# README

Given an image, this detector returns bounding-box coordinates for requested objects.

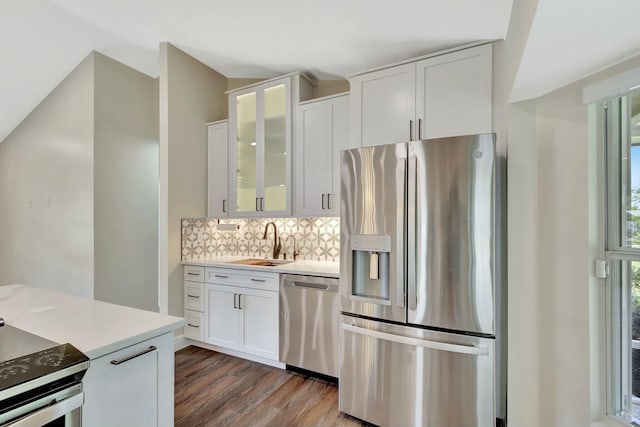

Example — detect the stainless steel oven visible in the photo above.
[1,383,83,427]
[0,324,89,427]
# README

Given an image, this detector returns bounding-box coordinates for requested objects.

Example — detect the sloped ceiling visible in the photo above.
[0,0,513,143]
[511,0,640,102]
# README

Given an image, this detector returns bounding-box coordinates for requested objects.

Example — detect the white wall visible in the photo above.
[0,55,94,298]
[507,86,591,427]
[159,43,227,316]
[93,52,159,312]
[495,1,640,422]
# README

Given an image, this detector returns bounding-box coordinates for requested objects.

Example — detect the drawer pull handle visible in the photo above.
[187,294,200,298]
[187,323,199,328]
[250,278,266,282]
[214,275,228,279]
[187,272,199,276]
[111,346,157,365]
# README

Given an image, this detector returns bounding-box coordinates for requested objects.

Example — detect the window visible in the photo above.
[604,90,640,425]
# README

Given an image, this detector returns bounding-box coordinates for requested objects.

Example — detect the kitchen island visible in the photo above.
[0,284,185,427]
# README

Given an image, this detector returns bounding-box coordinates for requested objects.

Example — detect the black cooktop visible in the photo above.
[0,343,89,393]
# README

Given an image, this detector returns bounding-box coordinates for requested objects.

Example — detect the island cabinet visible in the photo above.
[203,268,279,362]
[227,73,313,218]
[82,332,174,427]
[294,93,353,217]
[349,43,493,147]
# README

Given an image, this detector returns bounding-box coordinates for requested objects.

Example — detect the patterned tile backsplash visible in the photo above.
[181,217,340,262]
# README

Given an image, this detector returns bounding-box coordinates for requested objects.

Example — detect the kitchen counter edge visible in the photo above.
[181,257,339,278]
[0,284,185,360]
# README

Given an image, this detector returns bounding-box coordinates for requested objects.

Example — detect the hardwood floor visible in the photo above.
[175,346,369,427]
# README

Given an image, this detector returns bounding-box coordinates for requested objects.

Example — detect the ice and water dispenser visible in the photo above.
[350,234,392,304]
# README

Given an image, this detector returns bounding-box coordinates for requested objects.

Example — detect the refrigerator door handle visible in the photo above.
[341,323,489,356]
[407,155,418,310]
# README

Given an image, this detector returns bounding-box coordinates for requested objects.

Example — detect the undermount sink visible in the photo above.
[226,258,295,267]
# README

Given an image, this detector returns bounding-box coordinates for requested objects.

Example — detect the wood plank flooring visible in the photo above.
[175,346,369,427]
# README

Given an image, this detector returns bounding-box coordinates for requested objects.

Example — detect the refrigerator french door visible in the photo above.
[339,134,503,427]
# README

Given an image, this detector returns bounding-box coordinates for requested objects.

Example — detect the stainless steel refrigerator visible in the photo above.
[339,134,506,427]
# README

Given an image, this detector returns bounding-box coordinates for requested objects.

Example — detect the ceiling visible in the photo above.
[511,0,640,102]
[7,0,640,146]
[0,0,513,143]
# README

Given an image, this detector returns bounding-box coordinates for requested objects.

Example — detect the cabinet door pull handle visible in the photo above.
[110,346,157,365]
[214,274,228,279]
[187,323,199,328]
[187,294,199,298]
[234,293,238,309]
[418,118,422,140]
[251,278,266,282]
[222,199,227,213]
[327,193,332,210]
[255,197,259,211]
[260,197,265,211]
[322,193,326,209]
[409,120,414,141]
[238,294,243,310]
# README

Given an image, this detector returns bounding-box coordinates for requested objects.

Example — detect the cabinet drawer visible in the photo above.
[204,267,278,291]
[184,310,204,341]
[184,265,205,282]
[184,281,205,312]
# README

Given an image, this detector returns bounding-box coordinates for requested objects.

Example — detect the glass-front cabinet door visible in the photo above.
[263,83,288,212]
[229,77,292,217]
[235,91,258,214]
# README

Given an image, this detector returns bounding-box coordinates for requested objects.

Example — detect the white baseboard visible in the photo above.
[174,334,190,352]
[187,340,285,369]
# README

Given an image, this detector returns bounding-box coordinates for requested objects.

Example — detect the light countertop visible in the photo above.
[0,284,185,359]
[182,256,339,278]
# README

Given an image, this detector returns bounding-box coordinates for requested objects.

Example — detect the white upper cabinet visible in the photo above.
[207,120,229,218]
[229,78,290,217]
[295,93,352,217]
[228,74,311,218]
[416,44,492,139]
[349,44,493,146]
[350,64,416,147]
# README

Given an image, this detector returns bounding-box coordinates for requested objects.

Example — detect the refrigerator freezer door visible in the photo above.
[340,143,406,323]
[339,315,495,427]
[408,134,496,335]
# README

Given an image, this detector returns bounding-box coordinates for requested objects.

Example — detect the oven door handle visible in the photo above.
[6,390,83,427]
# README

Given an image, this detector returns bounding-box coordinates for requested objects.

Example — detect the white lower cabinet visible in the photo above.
[184,310,204,341]
[204,280,279,361]
[184,265,205,341]
[237,288,279,359]
[205,283,240,349]
[182,265,280,365]
[82,332,174,427]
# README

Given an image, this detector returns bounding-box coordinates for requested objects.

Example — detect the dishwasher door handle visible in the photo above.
[283,279,338,292]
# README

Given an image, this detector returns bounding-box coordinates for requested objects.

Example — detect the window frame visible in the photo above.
[602,91,640,425]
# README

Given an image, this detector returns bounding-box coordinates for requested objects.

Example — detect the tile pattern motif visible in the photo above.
[181,217,340,262]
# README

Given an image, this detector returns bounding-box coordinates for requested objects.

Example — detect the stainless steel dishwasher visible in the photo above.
[279,274,339,378]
